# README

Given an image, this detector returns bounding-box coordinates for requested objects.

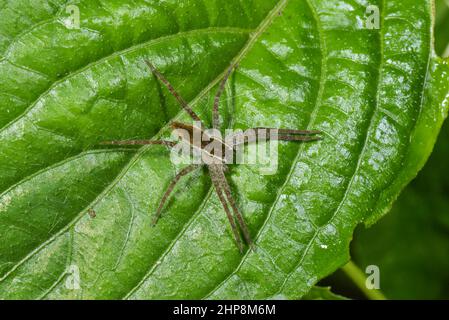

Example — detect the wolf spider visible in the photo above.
[102,60,321,253]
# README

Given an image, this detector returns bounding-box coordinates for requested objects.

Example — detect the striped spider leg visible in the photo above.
[102,60,322,253]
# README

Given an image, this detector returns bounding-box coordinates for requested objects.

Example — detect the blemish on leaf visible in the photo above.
[88,208,96,218]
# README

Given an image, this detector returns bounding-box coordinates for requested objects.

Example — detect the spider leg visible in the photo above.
[213,64,237,129]
[231,129,322,147]
[254,128,321,135]
[274,135,322,142]
[152,164,201,226]
[100,140,176,147]
[209,165,244,253]
[213,165,255,251]
[144,60,202,123]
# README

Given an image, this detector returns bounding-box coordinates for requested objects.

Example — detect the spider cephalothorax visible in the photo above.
[103,60,321,253]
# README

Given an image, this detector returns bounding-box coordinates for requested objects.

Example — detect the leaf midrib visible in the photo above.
[122,0,291,299]
[204,0,327,298]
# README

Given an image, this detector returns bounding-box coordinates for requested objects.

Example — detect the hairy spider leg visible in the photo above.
[230,128,322,148]
[213,166,255,251]
[101,139,200,227]
[209,165,245,253]
[254,128,322,135]
[152,164,202,226]
[213,64,236,129]
[100,140,177,147]
[145,60,203,124]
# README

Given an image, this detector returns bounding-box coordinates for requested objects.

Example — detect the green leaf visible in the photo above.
[0,0,448,299]
[352,120,449,300]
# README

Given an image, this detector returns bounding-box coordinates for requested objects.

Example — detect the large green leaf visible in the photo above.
[353,120,449,300]
[0,0,448,299]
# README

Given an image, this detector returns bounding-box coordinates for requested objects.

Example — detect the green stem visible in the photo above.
[341,261,387,300]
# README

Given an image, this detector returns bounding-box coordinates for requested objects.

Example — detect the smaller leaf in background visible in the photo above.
[435,0,449,57]
[352,121,449,300]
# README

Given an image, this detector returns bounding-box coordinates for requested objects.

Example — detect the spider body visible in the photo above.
[103,60,321,253]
